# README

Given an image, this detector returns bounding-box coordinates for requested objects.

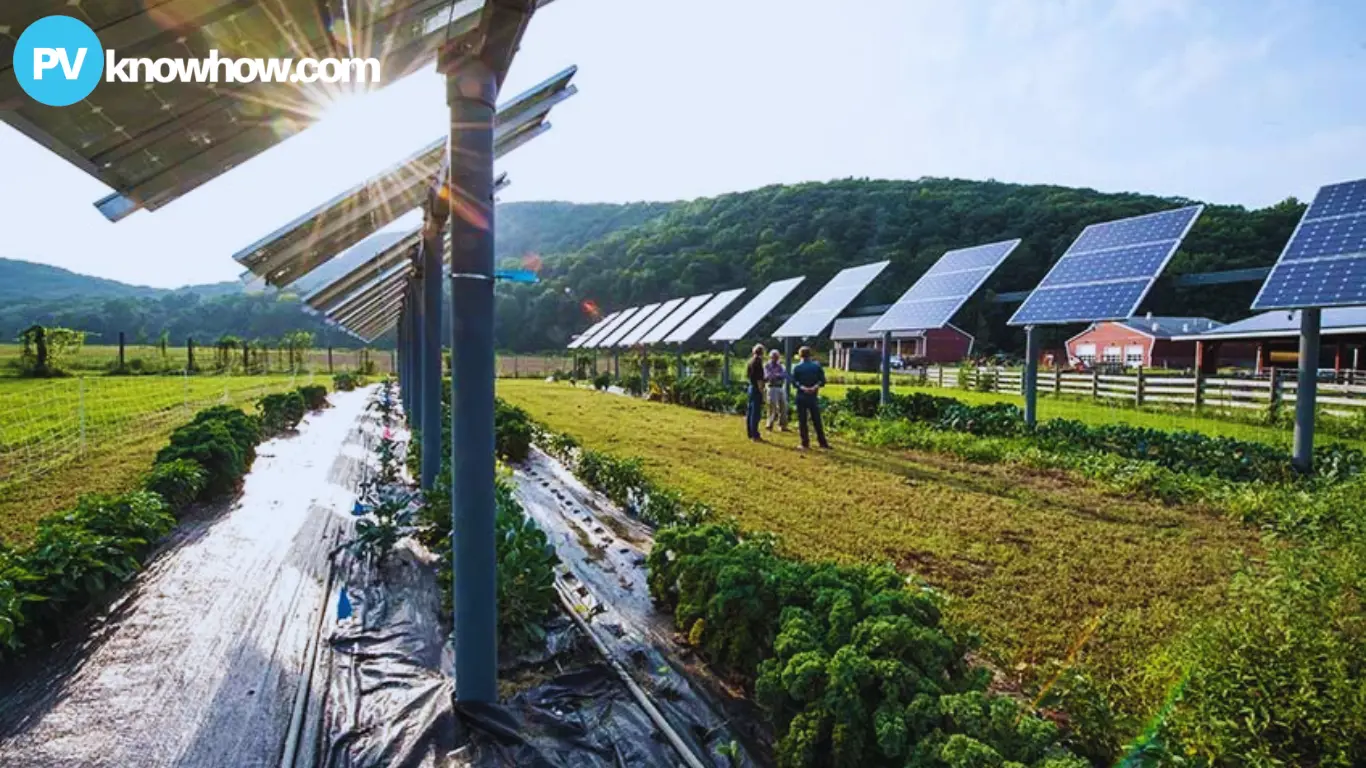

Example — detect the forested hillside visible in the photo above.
[493,178,1305,354]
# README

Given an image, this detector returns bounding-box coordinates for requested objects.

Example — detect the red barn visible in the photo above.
[828,317,974,370]
[1066,316,1221,370]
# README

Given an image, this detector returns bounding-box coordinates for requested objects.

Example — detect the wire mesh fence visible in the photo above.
[0,372,310,493]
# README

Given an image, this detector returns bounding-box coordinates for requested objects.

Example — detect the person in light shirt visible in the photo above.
[764,350,789,431]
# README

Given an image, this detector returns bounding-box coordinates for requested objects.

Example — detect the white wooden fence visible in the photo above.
[903,366,1366,417]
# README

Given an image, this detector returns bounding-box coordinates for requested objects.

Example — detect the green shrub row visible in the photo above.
[0,400,276,659]
[836,388,1364,484]
[332,372,367,392]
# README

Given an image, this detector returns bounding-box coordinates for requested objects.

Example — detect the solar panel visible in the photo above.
[603,303,662,347]
[567,312,620,349]
[1008,205,1203,326]
[620,299,685,346]
[1252,178,1366,310]
[641,294,713,344]
[582,307,642,349]
[870,239,1020,332]
[667,289,746,343]
[711,278,805,342]
[774,262,890,338]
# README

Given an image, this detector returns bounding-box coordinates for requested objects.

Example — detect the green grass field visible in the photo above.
[497,379,1260,712]
[0,374,305,544]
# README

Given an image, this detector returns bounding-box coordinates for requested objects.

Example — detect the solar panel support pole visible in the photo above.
[1292,308,1321,474]
[398,305,408,418]
[411,279,425,432]
[784,337,794,399]
[880,331,892,406]
[676,348,685,380]
[613,350,620,380]
[446,54,499,703]
[722,344,731,386]
[420,192,449,491]
[1023,325,1039,428]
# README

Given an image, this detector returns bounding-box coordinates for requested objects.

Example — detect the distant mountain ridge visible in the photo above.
[0,258,241,303]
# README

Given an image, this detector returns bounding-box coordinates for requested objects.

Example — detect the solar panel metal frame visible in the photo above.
[326,261,412,319]
[869,240,1021,332]
[347,297,405,336]
[332,275,409,327]
[579,307,641,349]
[233,65,576,288]
[666,288,745,343]
[710,278,805,342]
[619,298,685,346]
[1252,178,1366,311]
[601,303,661,347]
[640,294,712,345]
[304,231,422,311]
[567,311,621,349]
[773,261,891,339]
[1,0,497,222]
[1007,205,1204,326]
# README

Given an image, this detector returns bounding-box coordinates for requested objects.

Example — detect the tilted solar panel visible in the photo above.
[602,304,661,347]
[871,239,1020,332]
[580,307,640,349]
[773,262,890,338]
[710,279,805,342]
[1253,178,1366,310]
[567,312,620,349]
[642,294,712,344]
[620,299,685,346]
[1008,205,1203,326]
[668,289,746,343]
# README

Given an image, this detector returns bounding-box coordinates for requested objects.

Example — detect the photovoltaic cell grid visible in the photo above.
[1009,205,1203,325]
[620,298,685,345]
[710,279,805,342]
[567,311,620,349]
[581,308,640,348]
[601,303,661,347]
[870,239,1020,332]
[773,261,891,338]
[641,294,712,344]
[1252,178,1366,310]
[668,289,747,343]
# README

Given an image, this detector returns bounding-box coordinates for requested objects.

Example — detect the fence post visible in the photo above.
[1135,366,1145,407]
[78,376,86,454]
[1091,368,1100,400]
[1053,363,1062,398]
[514,356,519,379]
[118,331,126,371]
[183,370,189,412]
[328,346,334,374]
[187,337,195,373]
[243,343,250,374]
[1268,366,1281,419]
[1193,367,1204,410]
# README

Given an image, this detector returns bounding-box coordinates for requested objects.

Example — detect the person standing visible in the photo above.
[745,344,765,441]
[789,346,831,450]
[764,349,788,431]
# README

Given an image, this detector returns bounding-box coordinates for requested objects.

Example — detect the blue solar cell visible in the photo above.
[926,240,1018,275]
[1068,205,1202,254]
[1039,242,1171,287]
[868,298,963,333]
[1253,256,1366,309]
[899,268,990,302]
[1282,214,1366,262]
[1010,279,1149,325]
[1305,179,1366,221]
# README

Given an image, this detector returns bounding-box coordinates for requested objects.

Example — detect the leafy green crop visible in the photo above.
[141,459,208,511]
[155,420,245,498]
[297,384,328,411]
[257,391,306,434]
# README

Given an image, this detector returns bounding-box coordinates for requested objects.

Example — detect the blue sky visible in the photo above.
[2,0,1364,288]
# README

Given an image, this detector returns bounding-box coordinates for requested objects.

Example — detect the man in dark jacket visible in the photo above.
[789,346,830,450]
[745,344,765,440]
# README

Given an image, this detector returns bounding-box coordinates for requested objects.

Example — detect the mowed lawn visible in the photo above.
[0,374,303,544]
[499,379,1261,699]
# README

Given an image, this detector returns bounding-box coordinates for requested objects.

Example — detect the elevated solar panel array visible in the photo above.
[603,303,660,346]
[642,294,713,344]
[567,312,620,349]
[870,239,1021,332]
[621,298,685,346]
[668,289,747,343]
[1252,178,1366,310]
[773,261,890,338]
[1009,205,1204,325]
[710,279,804,342]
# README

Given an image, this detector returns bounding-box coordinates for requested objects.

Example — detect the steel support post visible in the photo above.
[641,350,649,392]
[722,343,731,386]
[613,350,619,380]
[1024,325,1039,427]
[676,348,684,380]
[1293,308,1321,474]
[880,330,892,406]
[411,279,425,431]
[421,197,448,490]
[398,306,409,416]
[446,56,499,702]
[784,337,794,399]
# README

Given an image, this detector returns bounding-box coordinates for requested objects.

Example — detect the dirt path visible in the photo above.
[0,388,376,768]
